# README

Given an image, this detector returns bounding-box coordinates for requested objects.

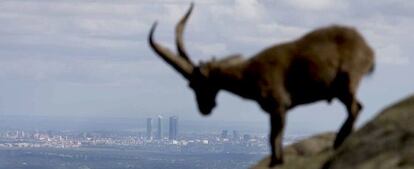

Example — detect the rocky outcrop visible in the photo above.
[252,95,414,169]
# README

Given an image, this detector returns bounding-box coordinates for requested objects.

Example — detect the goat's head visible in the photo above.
[148,3,218,115]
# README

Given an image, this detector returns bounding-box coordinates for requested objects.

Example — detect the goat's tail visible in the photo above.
[369,63,375,74]
[366,62,375,76]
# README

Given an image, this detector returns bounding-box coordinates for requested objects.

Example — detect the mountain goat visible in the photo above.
[148,3,374,167]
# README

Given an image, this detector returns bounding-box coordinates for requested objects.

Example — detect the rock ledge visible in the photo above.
[252,95,414,169]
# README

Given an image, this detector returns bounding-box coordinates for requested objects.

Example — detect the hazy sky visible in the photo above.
[0,0,413,132]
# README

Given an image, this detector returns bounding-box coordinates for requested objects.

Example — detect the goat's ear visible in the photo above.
[224,53,243,61]
[193,65,210,79]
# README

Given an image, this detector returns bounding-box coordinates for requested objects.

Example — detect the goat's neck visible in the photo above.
[210,64,252,99]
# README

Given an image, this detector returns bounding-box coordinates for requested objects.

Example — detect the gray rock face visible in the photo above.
[252,95,414,169]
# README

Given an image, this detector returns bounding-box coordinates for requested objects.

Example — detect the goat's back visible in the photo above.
[296,25,374,75]
[245,25,374,105]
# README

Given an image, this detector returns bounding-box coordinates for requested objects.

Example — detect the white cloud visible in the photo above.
[207,0,265,22]
[279,0,348,11]
[234,0,264,20]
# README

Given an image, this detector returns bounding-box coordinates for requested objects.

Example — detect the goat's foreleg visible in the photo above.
[269,110,286,167]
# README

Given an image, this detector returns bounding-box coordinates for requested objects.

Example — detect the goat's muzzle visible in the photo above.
[198,101,216,116]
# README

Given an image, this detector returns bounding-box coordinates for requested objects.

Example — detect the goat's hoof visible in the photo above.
[333,142,340,149]
[333,139,343,149]
[333,136,345,149]
[268,159,283,168]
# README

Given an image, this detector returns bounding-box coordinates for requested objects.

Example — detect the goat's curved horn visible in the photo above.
[176,3,194,64]
[148,22,193,79]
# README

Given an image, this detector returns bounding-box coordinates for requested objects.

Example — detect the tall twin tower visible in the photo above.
[146,115,178,140]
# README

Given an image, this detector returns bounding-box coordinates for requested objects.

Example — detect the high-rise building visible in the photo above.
[243,134,251,142]
[169,116,178,140]
[221,130,228,139]
[146,118,152,140]
[156,115,163,140]
[232,130,240,141]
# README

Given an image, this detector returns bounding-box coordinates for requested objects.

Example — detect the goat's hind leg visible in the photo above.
[333,76,362,149]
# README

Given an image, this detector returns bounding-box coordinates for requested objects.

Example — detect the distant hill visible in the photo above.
[252,94,414,169]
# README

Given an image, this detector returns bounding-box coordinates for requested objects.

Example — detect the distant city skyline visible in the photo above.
[0,127,274,169]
